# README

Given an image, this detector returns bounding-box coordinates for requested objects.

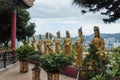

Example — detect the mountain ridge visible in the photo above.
[35,33,120,44]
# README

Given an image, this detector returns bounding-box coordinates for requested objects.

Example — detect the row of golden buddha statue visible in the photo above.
[23,26,105,66]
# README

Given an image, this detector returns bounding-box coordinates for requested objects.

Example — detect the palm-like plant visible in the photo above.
[90,73,107,80]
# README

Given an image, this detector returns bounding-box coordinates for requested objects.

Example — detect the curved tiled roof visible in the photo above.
[0,0,34,9]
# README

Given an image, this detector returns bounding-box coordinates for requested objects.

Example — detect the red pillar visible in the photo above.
[11,9,16,49]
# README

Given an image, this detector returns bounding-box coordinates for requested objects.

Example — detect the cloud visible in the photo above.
[28,0,104,20]
[28,0,120,37]
[28,0,79,18]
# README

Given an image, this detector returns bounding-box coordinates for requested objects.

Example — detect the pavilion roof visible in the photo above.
[0,0,34,10]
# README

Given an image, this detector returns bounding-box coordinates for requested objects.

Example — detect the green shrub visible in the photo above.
[40,53,74,73]
[16,45,35,60]
[83,44,110,78]
[27,50,42,62]
[90,74,107,80]
[108,47,120,78]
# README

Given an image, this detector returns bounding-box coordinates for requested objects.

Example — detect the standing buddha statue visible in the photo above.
[64,31,72,55]
[75,28,84,66]
[55,31,62,53]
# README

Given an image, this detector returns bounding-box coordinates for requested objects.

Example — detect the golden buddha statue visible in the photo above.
[47,33,54,53]
[23,37,30,46]
[91,26,105,57]
[55,31,62,53]
[23,38,27,46]
[31,35,37,50]
[27,37,30,46]
[44,32,49,54]
[37,34,43,53]
[75,28,84,66]
[64,31,72,55]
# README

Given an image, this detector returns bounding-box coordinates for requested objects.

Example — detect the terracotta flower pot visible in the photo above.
[47,73,59,80]
[111,77,120,80]
[19,60,29,73]
[32,67,41,80]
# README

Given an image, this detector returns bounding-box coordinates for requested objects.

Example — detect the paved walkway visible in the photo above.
[0,62,76,80]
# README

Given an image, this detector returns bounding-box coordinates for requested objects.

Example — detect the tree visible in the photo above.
[17,22,36,41]
[16,9,36,41]
[0,9,12,48]
[73,0,120,23]
[0,9,35,48]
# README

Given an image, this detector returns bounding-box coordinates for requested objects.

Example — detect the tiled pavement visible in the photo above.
[0,62,76,80]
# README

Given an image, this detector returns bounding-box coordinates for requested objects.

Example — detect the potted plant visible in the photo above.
[27,50,43,80]
[40,53,73,80]
[27,50,42,65]
[16,45,35,73]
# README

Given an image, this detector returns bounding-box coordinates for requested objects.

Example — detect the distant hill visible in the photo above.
[35,33,120,44]
[83,33,120,44]
[66,33,120,44]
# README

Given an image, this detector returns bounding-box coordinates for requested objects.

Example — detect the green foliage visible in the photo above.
[73,0,120,23]
[17,10,36,41]
[25,22,36,37]
[0,9,35,46]
[108,47,120,77]
[27,50,40,56]
[0,10,11,46]
[90,73,107,80]
[16,45,35,60]
[27,55,40,62]
[83,44,109,78]
[112,47,120,53]
[108,64,119,77]
[27,50,42,62]
[40,53,74,73]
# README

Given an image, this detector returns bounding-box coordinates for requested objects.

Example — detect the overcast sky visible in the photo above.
[27,0,120,37]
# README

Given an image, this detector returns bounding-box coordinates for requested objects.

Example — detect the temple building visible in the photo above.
[0,0,35,49]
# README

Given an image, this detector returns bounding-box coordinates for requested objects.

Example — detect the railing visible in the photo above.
[0,50,17,68]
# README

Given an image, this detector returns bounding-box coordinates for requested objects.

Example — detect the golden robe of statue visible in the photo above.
[44,32,49,54]
[64,31,72,55]
[23,37,30,46]
[23,39,27,46]
[75,28,84,66]
[37,34,43,53]
[27,37,30,46]
[91,26,105,57]
[55,31,62,53]
[32,35,37,50]
[47,33,54,53]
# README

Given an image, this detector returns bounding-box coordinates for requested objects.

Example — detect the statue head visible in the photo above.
[66,30,70,38]
[78,27,82,37]
[49,33,53,39]
[46,32,49,39]
[57,31,60,38]
[94,26,100,37]
[39,34,42,39]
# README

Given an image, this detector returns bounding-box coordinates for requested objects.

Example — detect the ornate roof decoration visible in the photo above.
[0,0,35,9]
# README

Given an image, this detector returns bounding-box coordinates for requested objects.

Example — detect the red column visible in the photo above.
[11,9,16,49]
